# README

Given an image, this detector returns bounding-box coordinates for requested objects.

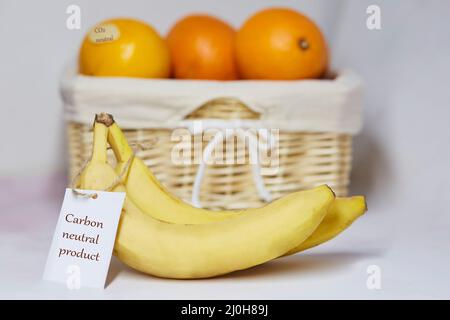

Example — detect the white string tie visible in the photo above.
[181,120,277,208]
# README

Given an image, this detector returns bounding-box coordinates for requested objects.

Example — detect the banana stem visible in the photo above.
[91,114,112,163]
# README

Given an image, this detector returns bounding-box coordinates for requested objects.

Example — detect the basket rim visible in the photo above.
[62,65,361,89]
[61,66,363,134]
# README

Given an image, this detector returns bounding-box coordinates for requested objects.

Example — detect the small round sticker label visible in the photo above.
[88,23,120,44]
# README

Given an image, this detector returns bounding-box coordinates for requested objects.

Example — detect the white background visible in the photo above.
[1,0,450,299]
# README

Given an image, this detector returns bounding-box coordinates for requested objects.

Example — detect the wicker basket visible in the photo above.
[67,96,353,210]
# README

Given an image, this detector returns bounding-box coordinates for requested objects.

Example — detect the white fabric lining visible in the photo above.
[61,67,363,134]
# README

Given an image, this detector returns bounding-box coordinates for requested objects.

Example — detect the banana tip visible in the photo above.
[324,184,336,199]
[354,195,368,213]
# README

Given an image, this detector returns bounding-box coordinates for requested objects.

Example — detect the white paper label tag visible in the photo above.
[43,188,125,289]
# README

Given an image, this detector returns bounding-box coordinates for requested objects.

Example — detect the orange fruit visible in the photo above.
[79,18,170,78]
[167,15,238,80]
[236,8,328,80]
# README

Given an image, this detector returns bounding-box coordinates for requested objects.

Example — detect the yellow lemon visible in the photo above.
[79,18,171,78]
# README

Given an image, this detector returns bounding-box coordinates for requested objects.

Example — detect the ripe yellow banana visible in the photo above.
[107,116,366,254]
[284,195,366,255]
[79,114,117,190]
[108,122,240,223]
[114,185,333,278]
[80,114,335,279]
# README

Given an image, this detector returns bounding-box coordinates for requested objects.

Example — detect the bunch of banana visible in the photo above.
[79,113,366,279]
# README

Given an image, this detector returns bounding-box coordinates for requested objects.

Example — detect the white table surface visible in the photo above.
[1,175,449,300]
